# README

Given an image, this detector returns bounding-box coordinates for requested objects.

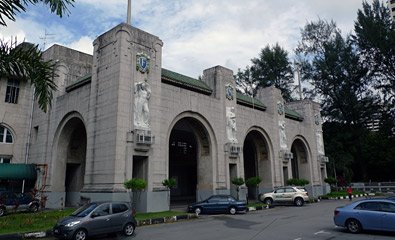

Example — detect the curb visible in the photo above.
[137,213,198,226]
[0,214,199,239]
[247,205,273,211]
[325,193,375,200]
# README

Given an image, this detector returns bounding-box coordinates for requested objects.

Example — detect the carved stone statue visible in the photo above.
[226,107,237,143]
[134,79,151,129]
[279,120,287,149]
[316,131,324,155]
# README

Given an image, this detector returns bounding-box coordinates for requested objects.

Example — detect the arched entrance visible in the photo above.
[290,138,310,180]
[243,130,271,199]
[54,114,87,207]
[168,116,212,204]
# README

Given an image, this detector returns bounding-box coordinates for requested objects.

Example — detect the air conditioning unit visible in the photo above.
[135,129,155,145]
[318,155,329,163]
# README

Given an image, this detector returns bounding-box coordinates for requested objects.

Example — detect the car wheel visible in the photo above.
[264,198,273,205]
[194,207,202,215]
[73,229,87,240]
[123,222,135,236]
[229,206,237,215]
[346,219,362,233]
[29,203,39,213]
[0,207,5,217]
[294,197,304,207]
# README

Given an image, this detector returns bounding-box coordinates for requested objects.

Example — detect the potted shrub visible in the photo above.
[123,178,147,211]
[162,178,177,208]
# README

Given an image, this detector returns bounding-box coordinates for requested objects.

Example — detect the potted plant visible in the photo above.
[123,178,147,211]
[162,178,177,208]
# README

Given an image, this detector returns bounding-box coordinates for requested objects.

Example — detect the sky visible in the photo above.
[1,0,376,78]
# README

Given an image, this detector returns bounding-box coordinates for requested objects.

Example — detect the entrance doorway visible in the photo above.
[169,120,198,204]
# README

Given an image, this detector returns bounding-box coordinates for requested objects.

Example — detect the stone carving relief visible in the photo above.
[226,107,237,143]
[279,120,287,150]
[134,79,151,129]
[316,131,324,155]
[277,101,284,115]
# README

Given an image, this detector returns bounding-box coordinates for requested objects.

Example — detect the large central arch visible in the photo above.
[290,137,311,181]
[243,129,272,199]
[52,112,87,207]
[167,113,215,204]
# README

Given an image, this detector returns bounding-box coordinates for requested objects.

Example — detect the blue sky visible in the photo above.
[1,0,375,78]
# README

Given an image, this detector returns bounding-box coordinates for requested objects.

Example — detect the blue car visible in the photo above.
[333,199,395,233]
[188,195,247,215]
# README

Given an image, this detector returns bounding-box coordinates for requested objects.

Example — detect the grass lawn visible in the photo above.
[0,208,188,235]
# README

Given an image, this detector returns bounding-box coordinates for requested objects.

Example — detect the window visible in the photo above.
[5,79,20,104]
[0,157,11,163]
[355,202,381,211]
[112,203,128,214]
[380,202,395,213]
[0,125,13,143]
[93,203,110,217]
[285,188,296,193]
[275,188,285,193]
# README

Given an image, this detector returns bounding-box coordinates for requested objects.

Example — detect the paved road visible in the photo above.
[45,198,395,240]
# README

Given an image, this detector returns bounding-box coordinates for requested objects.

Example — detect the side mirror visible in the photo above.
[91,212,99,218]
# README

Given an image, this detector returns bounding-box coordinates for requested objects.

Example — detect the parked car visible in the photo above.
[53,202,137,240]
[0,191,39,217]
[258,186,309,206]
[333,199,395,233]
[188,195,247,215]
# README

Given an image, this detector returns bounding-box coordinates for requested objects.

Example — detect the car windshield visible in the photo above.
[71,203,98,217]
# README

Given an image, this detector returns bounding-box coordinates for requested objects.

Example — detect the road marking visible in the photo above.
[294,238,302,240]
[314,230,330,235]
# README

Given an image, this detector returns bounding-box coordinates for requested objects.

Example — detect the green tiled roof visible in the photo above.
[66,74,92,92]
[236,92,266,111]
[161,68,212,95]
[285,108,304,121]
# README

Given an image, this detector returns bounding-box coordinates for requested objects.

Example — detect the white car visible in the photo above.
[259,186,309,206]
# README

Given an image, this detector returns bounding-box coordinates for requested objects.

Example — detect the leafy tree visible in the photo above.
[231,177,245,187]
[353,0,395,111]
[250,43,294,101]
[124,178,147,209]
[0,0,74,26]
[1,0,74,112]
[296,18,384,181]
[234,67,257,96]
[286,178,309,186]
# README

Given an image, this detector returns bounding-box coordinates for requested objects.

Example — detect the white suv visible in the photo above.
[259,186,309,206]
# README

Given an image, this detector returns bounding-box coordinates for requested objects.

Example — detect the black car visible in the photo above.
[53,202,137,240]
[188,195,247,215]
[0,191,39,216]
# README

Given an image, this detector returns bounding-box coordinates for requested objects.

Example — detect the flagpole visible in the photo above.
[127,0,131,25]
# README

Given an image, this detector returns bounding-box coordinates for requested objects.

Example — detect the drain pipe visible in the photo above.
[22,86,35,193]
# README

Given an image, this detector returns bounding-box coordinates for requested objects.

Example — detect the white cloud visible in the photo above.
[66,36,94,55]
[2,0,371,78]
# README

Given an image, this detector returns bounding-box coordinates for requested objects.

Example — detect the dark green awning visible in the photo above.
[0,163,37,180]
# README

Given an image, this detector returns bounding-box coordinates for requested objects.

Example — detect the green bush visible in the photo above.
[231,177,245,186]
[245,176,262,187]
[324,177,337,186]
[162,178,177,189]
[286,178,309,186]
[123,178,147,191]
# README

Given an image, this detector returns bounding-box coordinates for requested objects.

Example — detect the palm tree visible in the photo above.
[0,0,75,112]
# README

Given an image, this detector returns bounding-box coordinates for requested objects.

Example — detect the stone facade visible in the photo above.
[1,23,329,212]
